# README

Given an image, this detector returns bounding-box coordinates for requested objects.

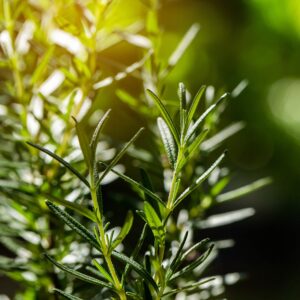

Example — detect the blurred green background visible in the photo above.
[163,0,300,299]
[1,0,300,299]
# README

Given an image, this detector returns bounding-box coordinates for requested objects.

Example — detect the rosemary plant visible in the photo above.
[25,82,270,299]
[26,87,219,299]
[0,0,149,298]
[0,1,271,299]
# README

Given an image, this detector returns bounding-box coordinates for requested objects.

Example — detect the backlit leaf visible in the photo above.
[45,254,113,289]
[185,93,229,143]
[27,142,89,187]
[157,117,177,168]
[174,151,227,208]
[97,128,144,186]
[144,201,165,246]
[111,211,134,250]
[146,89,180,145]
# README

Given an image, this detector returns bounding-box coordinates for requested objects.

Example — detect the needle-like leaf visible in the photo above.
[216,177,272,203]
[27,142,90,187]
[166,231,189,279]
[144,201,165,246]
[162,277,215,298]
[166,23,200,71]
[178,82,187,110]
[176,129,209,172]
[53,289,83,300]
[170,244,214,281]
[73,117,92,170]
[146,89,180,145]
[45,194,96,222]
[187,85,206,125]
[121,224,147,284]
[45,254,114,289]
[46,201,100,250]
[174,151,227,208]
[111,251,159,293]
[101,163,165,208]
[97,128,144,186]
[110,210,134,251]
[181,238,210,262]
[93,259,114,284]
[157,117,177,168]
[90,109,111,162]
[185,93,229,143]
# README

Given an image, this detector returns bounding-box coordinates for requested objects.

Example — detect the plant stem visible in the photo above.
[156,146,184,298]
[90,179,126,300]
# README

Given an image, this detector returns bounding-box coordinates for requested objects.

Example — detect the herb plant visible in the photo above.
[0,0,149,298]
[0,0,271,299]
[26,81,270,299]
[27,87,225,299]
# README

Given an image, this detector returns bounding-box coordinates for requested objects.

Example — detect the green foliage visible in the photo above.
[0,0,272,299]
[24,82,269,299]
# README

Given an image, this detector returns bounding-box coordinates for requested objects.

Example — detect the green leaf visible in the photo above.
[46,201,100,251]
[95,185,104,218]
[144,202,165,246]
[177,129,209,171]
[170,244,214,281]
[166,23,200,71]
[146,89,180,145]
[111,211,134,250]
[216,177,272,203]
[187,85,206,126]
[85,266,106,280]
[45,194,96,222]
[211,177,230,196]
[27,142,90,187]
[178,83,188,141]
[101,163,165,208]
[111,251,159,293]
[162,277,215,298]
[90,109,111,162]
[181,238,210,262]
[167,231,189,278]
[174,151,227,208]
[45,254,113,289]
[93,259,114,284]
[157,117,177,168]
[121,224,147,284]
[53,289,83,300]
[97,128,144,186]
[73,117,92,170]
[186,128,209,153]
[117,89,139,107]
[185,93,229,143]
[140,169,162,219]
[201,121,245,152]
[178,82,187,110]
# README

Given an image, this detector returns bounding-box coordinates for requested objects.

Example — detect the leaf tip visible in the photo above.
[216,92,230,105]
